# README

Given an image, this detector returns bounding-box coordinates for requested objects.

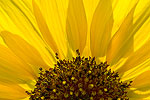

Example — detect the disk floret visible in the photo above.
[26,50,132,100]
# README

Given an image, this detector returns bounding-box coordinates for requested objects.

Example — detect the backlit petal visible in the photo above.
[0,31,49,73]
[90,0,113,57]
[128,88,150,100]
[107,4,136,64]
[0,84,27,99]
[66,0,87,54]
[128,71,150,99]
[117,40,150,76]
[112,0,139,36]
[0,0,54,67]
[32,0,59,55]
[132,70,150,88]
[36,0,69,58]
[0,45,35,84]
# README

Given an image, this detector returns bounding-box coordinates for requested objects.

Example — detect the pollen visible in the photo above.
[26,49,132,100]
[71,77,75,80]
[62,81,66,85]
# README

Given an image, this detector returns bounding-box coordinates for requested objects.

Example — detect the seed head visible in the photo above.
[26,50,132,100]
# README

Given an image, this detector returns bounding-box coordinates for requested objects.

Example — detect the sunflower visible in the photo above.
[0,0,150,99]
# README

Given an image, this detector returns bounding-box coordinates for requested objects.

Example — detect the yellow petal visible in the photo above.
[134,1,150,52]
[117,40,150,75]
[106,4,136,64]
[132,70,150,88]
[0,31,48,72]
[32,0,59,54]
[134,18,150,51]
[121,58,150,82]
[112,0,139,36]
[0,0,39,38]
[36,0,69,58]
[128,88,150,100]
[0,0,54,66]
[90,0,113,57]
[131,4,150,38]
[66,0,87,54]
[130,2,150,51]
[128,70,150,99]
[0,84,27,99]
[0,45,35,84]
[108,2,150,65]
[82,0,100,57]
[83,0,100,27]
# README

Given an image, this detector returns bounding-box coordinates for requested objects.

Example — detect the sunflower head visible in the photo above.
[0,0,150,99]
[26,50,132,100]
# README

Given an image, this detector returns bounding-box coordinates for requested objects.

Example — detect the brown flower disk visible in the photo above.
[26,50,132,100]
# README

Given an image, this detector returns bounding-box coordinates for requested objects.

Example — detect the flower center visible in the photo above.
[26,50,132,100]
